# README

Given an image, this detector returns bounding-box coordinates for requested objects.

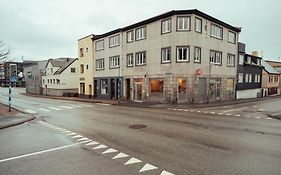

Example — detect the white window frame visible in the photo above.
[177,16,190,31]
[238,73,243,83]
[227,54,235,67]
[249,73,252,83]
[109,35,120,47]
[176,46,190,62]
[161,47,171,63]
[127,53,134,67]
[96,40,104,51]
[195,17,202,33]
[194,47,201,63]
[228,31,236,44]
[135,27,146,41]
[161,19,171,34]
[109,56,120,69]
[96,59,105,70]
[247,56,251,64]
[135,51,146,66]
[210,50,222,65]
[211,24,223,39]
[245,73,249,83]
[127,30,134,43]
[239,54,244,65]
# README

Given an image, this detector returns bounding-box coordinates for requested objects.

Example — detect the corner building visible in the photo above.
[92,9,241,103]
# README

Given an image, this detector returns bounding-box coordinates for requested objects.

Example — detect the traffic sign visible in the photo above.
[10,76,17,82]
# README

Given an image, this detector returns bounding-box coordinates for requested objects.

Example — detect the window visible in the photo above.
[245,73,249,83]
[211,24,223,39]
[247,56,251,64]
[80,48,84,57]
[50,79,52,84]
[249,74,252,82]
[255,74,261,83]
[42,79,45,84]
[109,56,120,69]
[135,27,146,40]
[195,17,202,33]
[100,79,108,95]
[71,68,75,73]
[238,73,243,83]
[47,79,49,84]
[227,54,235,67]
[228,31,236,43]
[257,59,261,65]
[127,54,134,67]
[210,50,222,65]
[86,65,89,70]
[135,51,146,66]
[226,78,234,95]
[56,79,60,84]
[161,47,171,63]
[50,68,53,74]
[275,76,279,82]
[257,74,261,82]
[109,35,120,47]
[177,16,190,31]
[86,47,88,52]
[96,40,104,51]
[96,59,105,70]
[194,47,201,63]
[269,76,273,83]
[80,64,84,73]
[127,31,134,43]
[176,47,189,62]
[161,19,171,34]
[239,54,244,65]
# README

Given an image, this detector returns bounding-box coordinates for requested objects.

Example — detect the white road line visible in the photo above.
[66,132,76,136]
[172,109,177,111]
[48,107,61,111]
[235,114,241,117]
[246,116,251,118]
[197,111,201,113]
[184,110,188,112]
[38,108,50,112]
[218,113,223,115]
[204,112,208,114]
[161,170,175,175]
[226,114,232,116]
[223,107,248,113]
[102,148,118,154]
[210,112,215,114]
[82,104,92,107]
[139,163,158,172]
[68,104,82,108]
[112,152,129,159]
[72,135,83,139]
[24,109,37,114]
[265,117,272,120]
[77,137,89,141]
[62,131,72,134]
[124,157,142,165]
[97,103,111,106]
[178,109,183,111]
[85,141,99,146]
[93,144,108,150]
[60,106,73,109]
[255,116,261,119]
[0,143,79,163]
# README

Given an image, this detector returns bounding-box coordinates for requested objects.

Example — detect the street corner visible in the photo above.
[268,112,281,120]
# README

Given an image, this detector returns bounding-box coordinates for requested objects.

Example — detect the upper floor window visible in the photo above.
[127,30,134,43]
[177,16,190,31]
[80,64,84,73]
[161,47,171,63]
[50,68,53,74]
[109,56,120,69]
[135,51,146,66]
[239,54,244,65]
[238,73,243,83]
[255,74,261,83]
[227,54,235,67]
[257,59,261,65]
[161,19,171,34]
[96,59,105,70]
[210,50,222,65]
[176,46,189,62]
[247,56,251,64]
[275,76,279,82]
[228,31,236,44]
[195,17,202,33]
[194,47,201,63]
[80,48,84,57]
[86,48,88,53]
[127,54,134,67]
[70,68,75,73]
[109,35,120,47]
[96,40,104,51]
[211,24,223,39]
[135,27,146,41]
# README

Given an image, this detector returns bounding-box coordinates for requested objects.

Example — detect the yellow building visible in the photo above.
[77,34,94,98]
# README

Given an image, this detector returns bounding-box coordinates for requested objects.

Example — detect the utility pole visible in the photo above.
[8,64,12,112]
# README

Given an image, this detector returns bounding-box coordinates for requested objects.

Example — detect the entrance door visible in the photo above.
[94,80,97,97]
[45,85,47,95]
[126,79,130,100]
[111,79,115,99]
[80,83,85,95]
[89,85,92,98]
[134,82,142,101]
[199,78,207,98]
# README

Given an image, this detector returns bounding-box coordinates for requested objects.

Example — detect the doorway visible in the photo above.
[134,82,142,101]
[111,79,115,99]
[89,85,92,98]
[94,80,97,98]
[126,79,130,100]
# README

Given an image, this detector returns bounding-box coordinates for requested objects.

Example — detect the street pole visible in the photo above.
[8,64,11,112]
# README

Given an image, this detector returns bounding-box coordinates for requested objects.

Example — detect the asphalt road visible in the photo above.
[1,87,281,175]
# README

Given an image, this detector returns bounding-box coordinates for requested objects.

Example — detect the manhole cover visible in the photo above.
[129,124,146,129]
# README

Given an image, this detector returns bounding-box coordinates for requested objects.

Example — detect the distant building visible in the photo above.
[42,58,79,96]
[261,60,280,96]
[236,43,263,99]
[24,60,48,95]
[265,60,281,95]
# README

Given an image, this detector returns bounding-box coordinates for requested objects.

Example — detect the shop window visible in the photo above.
[178,79,186,93]
[101,79,108,95]
[150,79,163,92]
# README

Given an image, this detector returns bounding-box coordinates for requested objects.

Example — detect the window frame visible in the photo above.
[96,58,105,71]
[228,31,236,44]
[210,24,223,40]
[176,46,190,62]
[135,26,146,41]
[227,53,235,67]
[95,39,104,51]
[194,47,201,63]
[127,30,134,43]
[176,16,191,31]
[70,68,76,73]
[210,50,222,65]
[109,34,120,48]
[238,73,243,83]
[161,18,172,34]
[161,47,171,64]
[239,54,244,65]
[126,53,134,67]
[195,17,202,33]
[135,51,146,66]
[109,56,120,69]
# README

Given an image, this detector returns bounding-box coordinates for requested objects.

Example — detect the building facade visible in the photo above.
[261,60,280,96]
[42,58,79,96]
[90,10,241,103]
[266,60,281,95]
[78,35,95,98]
[236,44,263,99]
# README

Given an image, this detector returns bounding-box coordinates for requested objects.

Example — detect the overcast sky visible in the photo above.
[1,0,280,62]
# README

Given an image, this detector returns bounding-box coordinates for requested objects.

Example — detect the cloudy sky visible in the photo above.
[1,0,280,61]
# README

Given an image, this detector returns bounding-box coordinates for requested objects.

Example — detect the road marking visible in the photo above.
[139,163,158,172]
[172,109,177,111]
[265,117,272,120]
[102,148,118,154]
[246,116,251,118]
[255,116,261,119]
[197,111,201,113]
[178,109,183,111]
[258,109,266,112]
[38,108,50,112]
[112,152,129,159]
[82,104,92,107]
[72,135,83,139]
[93,144,108,150]
[226,114,232,116]
[85,141,99,146]
[77,137,89,141]
[48,107,61,111]
[0,143,79,163]
[235,114,241,117]
[223,107,248,113]
[60,106,73,109]
[124,157,142,165]
[210,112,215,114]
[24,109,37,114]
[218,113,223,115]
[184,110,188,112]
[66,132,76,136]
[62,131,72,134]
[69,104,82,108]
[204,112,208,114]
[97,103,111,106]
[161,170,175,175]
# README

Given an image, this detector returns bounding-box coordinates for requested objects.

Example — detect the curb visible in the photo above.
[0,115,36,130]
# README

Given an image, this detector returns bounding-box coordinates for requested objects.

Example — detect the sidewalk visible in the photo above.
[0,104,35,129]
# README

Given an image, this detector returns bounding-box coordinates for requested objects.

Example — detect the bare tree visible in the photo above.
[0,40,11,61]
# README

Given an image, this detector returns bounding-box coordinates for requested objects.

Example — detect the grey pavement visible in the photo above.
[0,112,35,129]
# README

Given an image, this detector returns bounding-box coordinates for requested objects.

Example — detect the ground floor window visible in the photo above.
[210,78,221,98]
[101,79,108,95]
[226,78,234,95]
[178,79,186,93]
[150,79,163,92]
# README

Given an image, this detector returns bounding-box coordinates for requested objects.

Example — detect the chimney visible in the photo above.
[252,51,259,57]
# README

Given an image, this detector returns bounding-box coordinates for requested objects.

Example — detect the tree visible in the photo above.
[0,40,11,61]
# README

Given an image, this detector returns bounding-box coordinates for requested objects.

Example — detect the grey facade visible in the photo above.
[94,76,122,100]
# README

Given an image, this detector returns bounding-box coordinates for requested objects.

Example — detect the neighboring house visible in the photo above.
[261,60,280,96]
[90,9,241,103]
[24,60,48,95]
[266,60,281,95]
[78,35,94,98]
[236,43,263,99]
[42,58,79,96]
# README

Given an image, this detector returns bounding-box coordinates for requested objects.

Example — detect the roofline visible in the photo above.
[265,60,281,64]
[245,53,263,59]
[78,34,94,41]
[54,58,78,75]
[92,9,241,41]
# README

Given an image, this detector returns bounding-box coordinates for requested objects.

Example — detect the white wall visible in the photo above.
[236,89,262,99]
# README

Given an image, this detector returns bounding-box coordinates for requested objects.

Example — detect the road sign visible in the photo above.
[10,76,17,82]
